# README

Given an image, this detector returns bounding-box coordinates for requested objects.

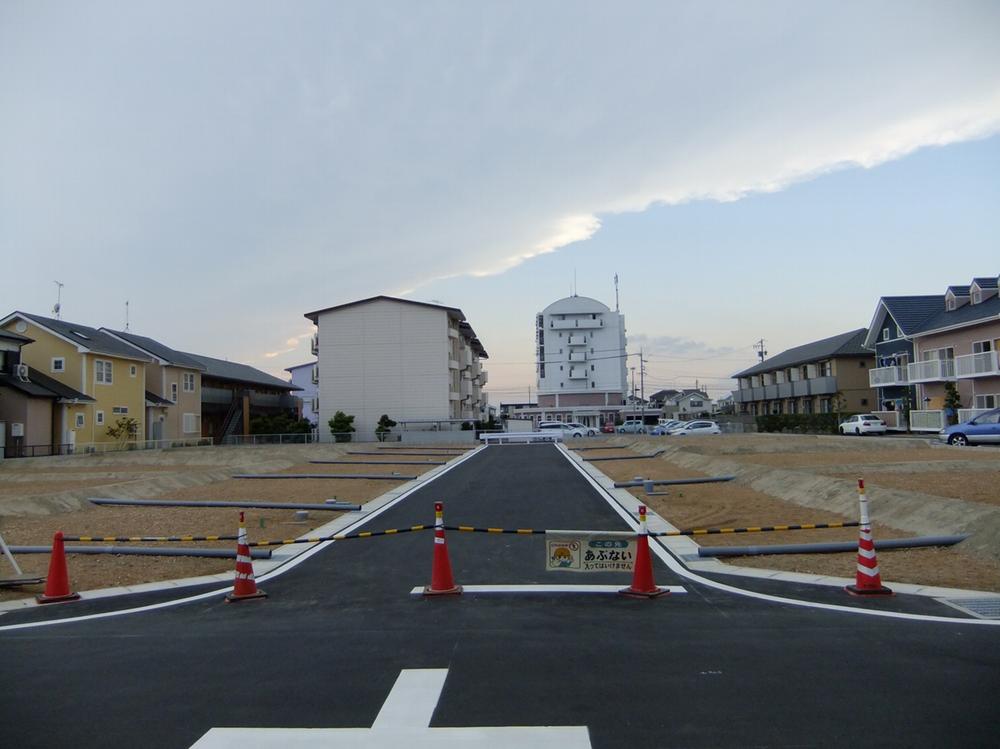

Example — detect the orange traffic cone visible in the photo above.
[845,479,892,596]
[226,512,267,602]
[423,502,462,595]
[36,531,80,604]
[620,506,668,598]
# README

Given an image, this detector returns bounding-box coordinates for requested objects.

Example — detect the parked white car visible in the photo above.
[838,414,887,436]
[538,422,587,438]
[565,421,598,436]
[617,420,647,434]
[667,420,721,436]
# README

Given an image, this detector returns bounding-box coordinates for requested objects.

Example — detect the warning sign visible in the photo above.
[546,532,636,573]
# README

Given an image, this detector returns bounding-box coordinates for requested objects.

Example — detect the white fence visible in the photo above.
[481,431,561,445]
[908,410,945,432]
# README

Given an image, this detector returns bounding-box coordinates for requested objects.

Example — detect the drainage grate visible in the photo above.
[940,597,1000,620]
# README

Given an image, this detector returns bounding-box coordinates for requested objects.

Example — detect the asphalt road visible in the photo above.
[2,444,998,748]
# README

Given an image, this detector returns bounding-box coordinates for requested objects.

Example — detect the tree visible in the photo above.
[250,413,313,435]
[328,411,356,443]
[375,414,397,442]
[943,382,962,425]
[106,416,140,449]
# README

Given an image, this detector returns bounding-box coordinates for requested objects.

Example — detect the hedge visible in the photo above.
[754,413,851,434]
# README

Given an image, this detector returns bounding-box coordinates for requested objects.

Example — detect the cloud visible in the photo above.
[1,1,999,374]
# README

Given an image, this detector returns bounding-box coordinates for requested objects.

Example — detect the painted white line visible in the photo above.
[409,584,687,596]
[557,443,1000,627]
[190,667,592,748]
[0,447,486,633]
[371,669,448,729]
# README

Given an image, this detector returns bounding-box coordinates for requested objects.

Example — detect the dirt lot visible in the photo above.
[4,435,999,601]
[0,443,472,602]
[578,435,1000,592]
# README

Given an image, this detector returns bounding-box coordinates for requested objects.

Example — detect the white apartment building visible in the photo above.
[535,295,627,427]
[304,296,488,439]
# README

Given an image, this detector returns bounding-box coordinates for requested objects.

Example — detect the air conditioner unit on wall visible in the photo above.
[16,363,30,382]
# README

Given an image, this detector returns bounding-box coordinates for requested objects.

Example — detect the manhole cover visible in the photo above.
[941,597,1000,619]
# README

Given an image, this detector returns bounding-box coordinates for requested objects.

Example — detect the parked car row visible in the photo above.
[938,407,1000,446]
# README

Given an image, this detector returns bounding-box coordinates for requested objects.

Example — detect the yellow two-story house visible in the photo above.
[1,312,152,449]
[102,329,205,442]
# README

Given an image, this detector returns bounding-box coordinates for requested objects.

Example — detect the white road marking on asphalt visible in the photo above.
[409,584,687,595]
[189,668,592,748]
[557,443,1000,627]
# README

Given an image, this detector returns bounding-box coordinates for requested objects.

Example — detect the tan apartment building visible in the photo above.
[732,329,875,417]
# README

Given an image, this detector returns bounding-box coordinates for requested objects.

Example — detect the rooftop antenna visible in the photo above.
[125,300,130,331]
[573,268,577,297]
[614,273,619,312]
[52,281,64,319]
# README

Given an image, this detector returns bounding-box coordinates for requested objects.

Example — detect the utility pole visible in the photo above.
[754,339,767,363]
[639,348,646,426]
[630,366,636,412]
[614,273,620,312]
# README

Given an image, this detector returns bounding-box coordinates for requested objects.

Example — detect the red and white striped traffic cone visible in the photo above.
[226,512,267,602]
[620,505,668,598]
[845,479,892,596]
[423,502,462,595]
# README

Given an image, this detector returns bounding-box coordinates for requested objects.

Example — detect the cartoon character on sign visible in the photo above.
[550,546,574,567]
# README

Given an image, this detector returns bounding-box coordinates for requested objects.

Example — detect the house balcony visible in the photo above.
[461,380,472,397]
[568,368,588,380]
[568,352,587,362]
[907,359,955,383]
[869,366,909,388]
[311,365,319,385]
[310,333,318,355]
[449,391,461,401]
[448,359,460,370]
[479,370,488,386]
[955,351,1000,379]
[448,327,459,339]
[567,335,587,346]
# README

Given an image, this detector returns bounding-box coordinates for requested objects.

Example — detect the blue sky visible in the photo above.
[2,2,998,404]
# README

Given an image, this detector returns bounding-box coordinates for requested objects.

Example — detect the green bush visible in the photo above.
[328,411,356,443]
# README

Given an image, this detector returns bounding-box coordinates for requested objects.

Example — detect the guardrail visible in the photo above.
[481,431,561,444]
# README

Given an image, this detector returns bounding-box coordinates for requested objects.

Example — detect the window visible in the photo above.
[975,394,997,409]
[820,361,832,377]
[94,359,113,384]
[690,399,703,407]
[51,357,65,373]
[112,406,129,415]
[182,413,199,434]
[947,298,956,311]
[973,289,982,304]
[182,373,196,392]
[972,340,993,354]
[170,383,178,402]
[75,413,85,428]
[96,411,105,425]
[882,327,890,341]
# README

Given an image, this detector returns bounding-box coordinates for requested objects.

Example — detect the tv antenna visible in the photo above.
[125,300,130,331]
[53,281,64,319]
[614,273,619,311]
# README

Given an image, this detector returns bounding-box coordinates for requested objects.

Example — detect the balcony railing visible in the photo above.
[310,333,318,355]
[568,352,587,362]
[568,368,588,380]
[955,351,1000,379]
[550,318,604,330]
[869,366,909,387]
[909,409,945,432]
[567,335,587,346]
[907,359,955,383]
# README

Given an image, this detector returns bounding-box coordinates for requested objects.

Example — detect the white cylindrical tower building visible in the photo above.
[535,295,627,423]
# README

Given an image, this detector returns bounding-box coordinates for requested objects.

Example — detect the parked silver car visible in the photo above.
[617,420,647,434]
